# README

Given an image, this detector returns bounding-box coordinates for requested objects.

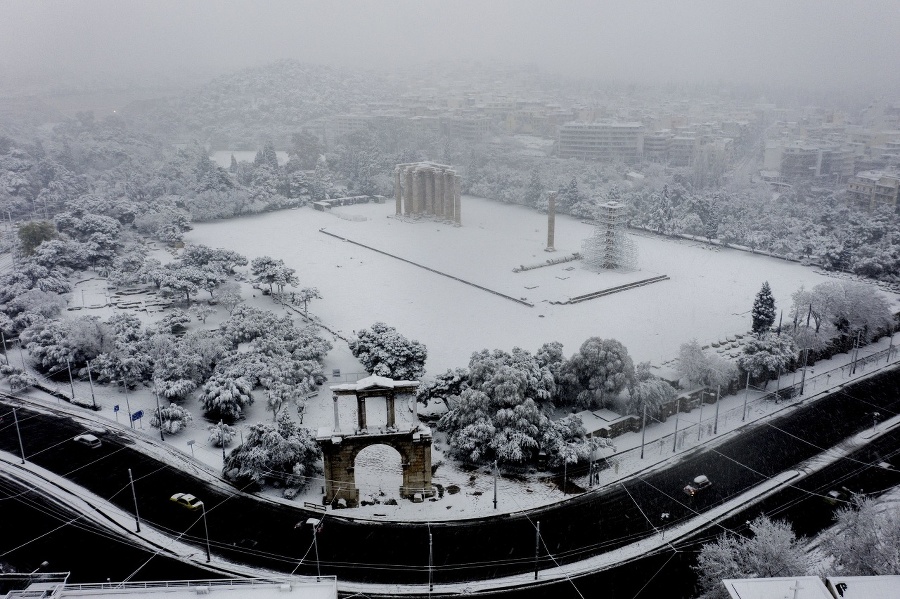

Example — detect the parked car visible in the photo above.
[683,475,712,496]
[170,493,204,510]
[72,434,101,449]
[825,487,853,506]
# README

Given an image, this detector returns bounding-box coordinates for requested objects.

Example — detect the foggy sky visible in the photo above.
[2,0,899,91]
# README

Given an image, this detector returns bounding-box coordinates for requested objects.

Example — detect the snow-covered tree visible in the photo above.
[350,322,427,380]
[149,402,192,435]
[558,337,634,409]
[694,516,813,599]
[191,304,215,324]
[208,420,236,448]
[22,315,112,372]
[416,367,469,410]
[250,256,295,295]
[198,374,254,421]
[822,495,900,576]
[468,347,555,405]
[217,281,244,315]
[17,220,57,255]
[737,333,797,387]
[751,281,776,335]
[223,413,321,490]
[676,340,739,389]
[626,363,676,419]
[294,287,321,320]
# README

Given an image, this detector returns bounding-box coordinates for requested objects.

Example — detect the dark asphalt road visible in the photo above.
[2,366,900,587]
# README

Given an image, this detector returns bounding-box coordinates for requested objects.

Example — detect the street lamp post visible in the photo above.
[123,382,133,429]
[306,518,322,581]
[200,501,211,563]
[154,389,165,442]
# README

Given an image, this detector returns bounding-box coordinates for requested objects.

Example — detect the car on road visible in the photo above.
[683,475,712,497]
[170,492,204,510]
[72,433,101,449]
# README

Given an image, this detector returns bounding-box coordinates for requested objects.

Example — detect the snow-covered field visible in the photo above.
[183,196,882,373]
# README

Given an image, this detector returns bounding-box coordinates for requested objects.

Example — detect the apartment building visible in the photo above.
[558,121,644,162]
[846,170,900,211]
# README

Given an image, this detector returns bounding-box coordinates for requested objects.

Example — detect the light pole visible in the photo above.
[13,408,25,464]
[199,501,211,563]
[492,460,498,509]
[154,389,165,442]
[874,412,880,432]
[86,360,97,409]
[128,468,141,533]
[306,518,321,580]
[123,382,133,429]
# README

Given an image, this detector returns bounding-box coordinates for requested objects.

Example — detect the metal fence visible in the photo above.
[608,343,899,465]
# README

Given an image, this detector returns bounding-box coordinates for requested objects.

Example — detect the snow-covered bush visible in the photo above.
[223,413,321,490]
[149,402,192,434]
[676,340,738,389]
[557,337,634,409]
[198,374,254,421]
[208,421,236,448]
[349,322,427,380]
[822,495,900,576]
[737,333,797,387]
[694,516,812,599]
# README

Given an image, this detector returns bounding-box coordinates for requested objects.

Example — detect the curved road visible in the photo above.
[2,366,900,586]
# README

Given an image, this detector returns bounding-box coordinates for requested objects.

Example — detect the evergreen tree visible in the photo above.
[751,281,776,334]
[524,170,543,208]
[229,154,238,173]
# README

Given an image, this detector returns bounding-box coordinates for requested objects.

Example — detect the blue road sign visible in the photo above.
[113,404,119,412]
[131,410,144,422]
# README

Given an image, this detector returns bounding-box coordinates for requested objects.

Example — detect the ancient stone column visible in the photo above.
[394,169,402,215]
[434,170,444,218]
[546,191,557,251]
[453,173,461,225]
[357,396,367,430]
[424,168,434,215]
[412,169,422,214]
[386,394,396,429]
[443,170,454,220]
[404,167,413,215]
[332,394,340,432]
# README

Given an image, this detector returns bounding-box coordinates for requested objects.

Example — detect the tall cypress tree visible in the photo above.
[751,281,776,335]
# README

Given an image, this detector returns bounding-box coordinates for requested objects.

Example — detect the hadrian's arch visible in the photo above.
[316,375,434,508]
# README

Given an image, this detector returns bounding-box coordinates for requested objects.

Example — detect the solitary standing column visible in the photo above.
[394,169,402,215]
[453,174,462,225]
[404,168,414,215]
[546,191,557,251]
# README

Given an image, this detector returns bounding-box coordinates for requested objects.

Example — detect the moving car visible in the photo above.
[73,433,101,449]
[170,492,204,510]
[683,475,712,497]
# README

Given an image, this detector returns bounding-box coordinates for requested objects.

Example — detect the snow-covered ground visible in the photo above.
[21,197,900,522]
[182,196,896,373]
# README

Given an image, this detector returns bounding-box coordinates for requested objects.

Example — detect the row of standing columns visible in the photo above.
[394,164,461,225]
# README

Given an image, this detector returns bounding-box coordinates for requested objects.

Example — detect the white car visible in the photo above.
[73,434,101,449]
[170,493,204,510]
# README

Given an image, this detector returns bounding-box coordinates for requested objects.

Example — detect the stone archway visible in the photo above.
[316,375,434,508]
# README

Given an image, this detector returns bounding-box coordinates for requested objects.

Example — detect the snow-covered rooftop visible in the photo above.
[329,375,419,393]
[722,576,831,599]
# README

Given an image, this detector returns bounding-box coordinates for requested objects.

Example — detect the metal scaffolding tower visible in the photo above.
[581,201,637,272]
